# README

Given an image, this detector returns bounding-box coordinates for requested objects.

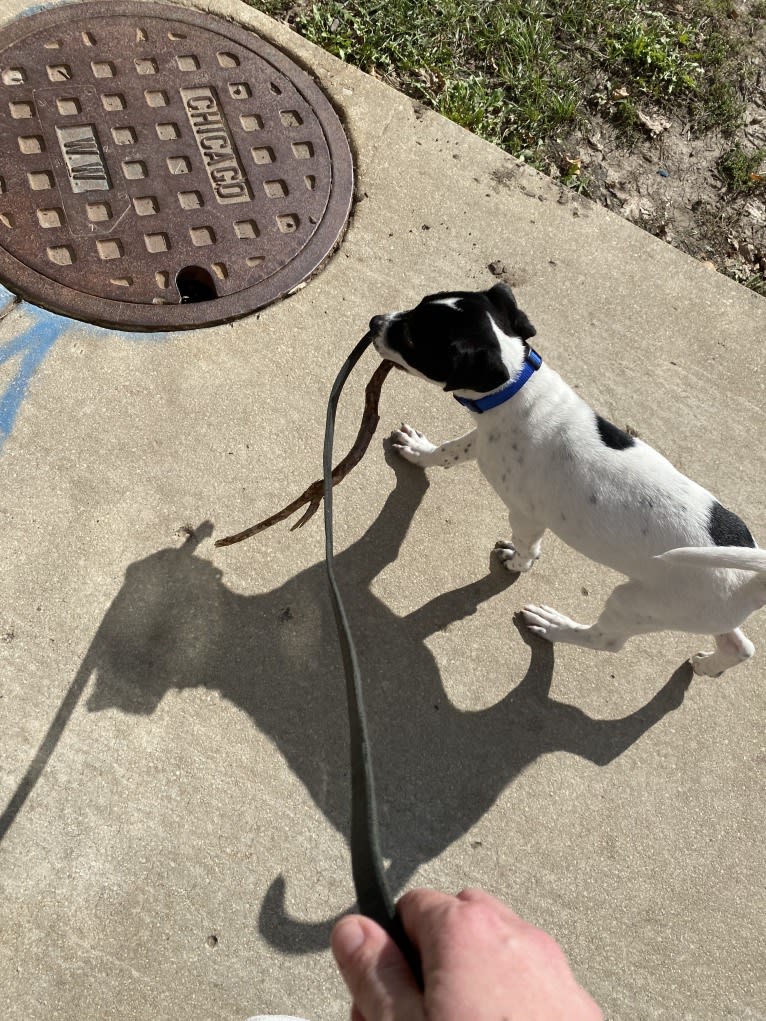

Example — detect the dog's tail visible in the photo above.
[655,545,766,572]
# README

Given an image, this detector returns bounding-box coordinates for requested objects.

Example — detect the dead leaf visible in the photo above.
[637,110,672,136]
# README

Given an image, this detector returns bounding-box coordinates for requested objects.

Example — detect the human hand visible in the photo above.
[331,888,603,1021]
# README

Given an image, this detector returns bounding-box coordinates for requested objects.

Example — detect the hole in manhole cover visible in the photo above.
[0,1,354,330]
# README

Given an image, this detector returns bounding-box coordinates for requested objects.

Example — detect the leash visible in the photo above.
[323,332,424,988]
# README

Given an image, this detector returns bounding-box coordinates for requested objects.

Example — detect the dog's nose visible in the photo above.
[369,314,387,334]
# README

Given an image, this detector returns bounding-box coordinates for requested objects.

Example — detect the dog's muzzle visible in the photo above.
[369,313,394,359]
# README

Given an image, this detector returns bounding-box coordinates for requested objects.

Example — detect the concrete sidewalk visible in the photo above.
[1,1,764,1019]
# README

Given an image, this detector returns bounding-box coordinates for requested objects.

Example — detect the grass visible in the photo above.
[276,0,583,160]
[718,145,766,194]
[249,0,762,172]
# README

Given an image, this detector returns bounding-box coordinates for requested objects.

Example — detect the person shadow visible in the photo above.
[0,450,692,954]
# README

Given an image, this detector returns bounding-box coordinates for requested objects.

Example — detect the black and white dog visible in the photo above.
[370,283,766,676]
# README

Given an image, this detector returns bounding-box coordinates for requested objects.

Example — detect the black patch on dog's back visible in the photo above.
[595,413,636,451]
[707,500,755,548]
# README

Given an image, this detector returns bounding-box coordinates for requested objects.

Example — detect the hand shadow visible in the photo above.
[0,449,693,957]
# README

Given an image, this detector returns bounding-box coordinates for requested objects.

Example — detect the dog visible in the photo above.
[369,282,766,676]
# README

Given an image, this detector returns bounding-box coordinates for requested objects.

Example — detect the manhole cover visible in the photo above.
[0,1,353,329]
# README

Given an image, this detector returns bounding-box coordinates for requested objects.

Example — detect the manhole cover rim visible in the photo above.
[0,0,354,330]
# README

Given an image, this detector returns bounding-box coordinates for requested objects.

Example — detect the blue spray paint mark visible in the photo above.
[0,282,174,453]
[0,310,62,451]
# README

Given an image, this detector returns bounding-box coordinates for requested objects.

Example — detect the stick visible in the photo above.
[215,357,394,547]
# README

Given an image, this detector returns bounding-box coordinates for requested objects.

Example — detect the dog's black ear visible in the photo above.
[444,337,509,393]
[487,281,518,309]
[486,282,537,341]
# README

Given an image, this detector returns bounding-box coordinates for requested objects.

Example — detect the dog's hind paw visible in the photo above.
[691,652,724,678]
[494,541,537,573]
[691,631,754,677]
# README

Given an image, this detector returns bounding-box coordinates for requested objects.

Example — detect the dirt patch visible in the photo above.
[550,9,766,292]
[558,105,766,287]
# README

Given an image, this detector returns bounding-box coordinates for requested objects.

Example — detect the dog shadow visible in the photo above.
[0,453,692,955]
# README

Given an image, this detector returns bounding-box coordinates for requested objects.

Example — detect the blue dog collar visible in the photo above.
[454,347,542,414]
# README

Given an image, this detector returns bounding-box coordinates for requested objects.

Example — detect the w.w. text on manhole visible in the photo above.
[55,124,111,192]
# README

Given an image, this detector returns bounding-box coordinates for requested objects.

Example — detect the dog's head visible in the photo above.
[369,283,536,394]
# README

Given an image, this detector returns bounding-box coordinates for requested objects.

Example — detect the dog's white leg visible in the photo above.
[495,511,545,573]
[392,424,477,469]
[692,629,755,677]
[522,581,656,651]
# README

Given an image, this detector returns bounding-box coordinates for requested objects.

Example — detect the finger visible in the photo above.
[398,887,531,973]
[456,887,526,924]
[331,915,425,1021]
[397,887,457,940]
[396,888,462,975]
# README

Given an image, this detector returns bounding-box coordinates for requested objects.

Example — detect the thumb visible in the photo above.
[331,916,425,1021]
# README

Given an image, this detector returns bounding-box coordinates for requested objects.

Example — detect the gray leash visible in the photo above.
[323,332,423,988]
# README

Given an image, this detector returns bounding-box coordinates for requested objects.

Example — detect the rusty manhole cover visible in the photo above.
[0,1,353,329]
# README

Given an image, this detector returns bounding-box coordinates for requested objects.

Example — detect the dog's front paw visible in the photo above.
[494,540,538,573]
[391,423,437,465]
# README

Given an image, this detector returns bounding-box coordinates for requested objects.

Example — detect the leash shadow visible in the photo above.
[0,453,693,958]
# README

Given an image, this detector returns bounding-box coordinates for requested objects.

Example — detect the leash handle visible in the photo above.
[323,333,424,990]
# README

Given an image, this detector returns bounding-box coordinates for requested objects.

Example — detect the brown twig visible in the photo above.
[215,359,395,547]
